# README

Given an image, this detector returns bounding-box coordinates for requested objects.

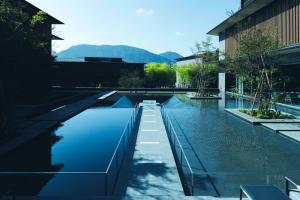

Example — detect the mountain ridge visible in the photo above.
[56,44,183,64]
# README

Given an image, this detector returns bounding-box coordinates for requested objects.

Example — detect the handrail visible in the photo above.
[105,107,136,173]
[161,105,195,195]
[285,176,300,196]
[103,104,140,195]
[0,105,142,197]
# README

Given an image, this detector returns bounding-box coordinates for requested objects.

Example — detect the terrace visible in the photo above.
[0,88,300,200]
[1,0,300,199]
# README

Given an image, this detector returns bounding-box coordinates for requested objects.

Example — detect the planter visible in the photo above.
[226,109,300,124]
[186,92,221,100]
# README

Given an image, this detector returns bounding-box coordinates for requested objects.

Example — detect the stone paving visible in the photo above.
[116,100,185,199]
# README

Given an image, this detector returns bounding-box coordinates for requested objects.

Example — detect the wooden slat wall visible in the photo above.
[225,0,300,55]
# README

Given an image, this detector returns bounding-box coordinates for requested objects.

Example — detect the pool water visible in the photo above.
[164,94,300,197]
[0,97,135,196]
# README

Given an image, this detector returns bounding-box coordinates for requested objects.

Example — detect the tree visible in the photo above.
[192,37,219,96]
[174,64,194,88]
[144,63,176,88]
[0,0,52,101]
[226,28,281,113]
[118,70,144,88]
[192,63,219,96]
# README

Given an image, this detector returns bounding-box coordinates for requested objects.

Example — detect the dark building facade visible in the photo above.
[0,0,63,137]
[208,0,300,90]
[52,58,145,87]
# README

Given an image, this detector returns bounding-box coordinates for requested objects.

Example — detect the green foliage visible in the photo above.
[175,63,219,90]
[0,0,52,101]
[193,36,219,63]
[118,71,144,88]
[174,64,194,87]
[30,11,47,27]
[192,63,219,95]
[189,37,219,95]
[224,28,282,112]
[145,63,176,87]
[240,109,296,119]
[0,1,49,50]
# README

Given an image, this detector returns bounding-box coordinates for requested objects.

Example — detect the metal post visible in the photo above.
[180,149,183,167]
[191,174,194,196]
[240,188,243,200]
[285,179,289,196]
[131,115,134,133]
[128,118,130,138]
[116,149,119,171]
[127,124,130,144]
[173,133,176,146]
[105,173,108,196]
[122,135,125,155]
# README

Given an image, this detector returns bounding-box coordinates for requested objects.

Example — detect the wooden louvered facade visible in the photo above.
[224,0,300,55]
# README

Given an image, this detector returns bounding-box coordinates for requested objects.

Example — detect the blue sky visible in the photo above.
[27,0,240,56]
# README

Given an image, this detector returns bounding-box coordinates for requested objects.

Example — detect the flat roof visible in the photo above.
[24,0,64,25]
[176,55,198,62]
[207,0,275,36]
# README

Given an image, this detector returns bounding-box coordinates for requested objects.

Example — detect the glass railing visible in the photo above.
[0,105,142,197]
[161,105,195,195]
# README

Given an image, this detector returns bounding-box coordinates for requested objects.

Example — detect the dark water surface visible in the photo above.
[0,99,134,196]
[164,94,300,197]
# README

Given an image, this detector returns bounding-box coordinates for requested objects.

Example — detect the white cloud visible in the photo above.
[148,9,154,15]
[136,8,155,16]
[175,31,185,36]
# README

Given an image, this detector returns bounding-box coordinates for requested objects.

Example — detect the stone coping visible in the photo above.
[276,102,300,111]
[261,123,300,132]
[186,93,221,100]
[226,109,300,125]
[98,90,118,100]
[278,131,300,143]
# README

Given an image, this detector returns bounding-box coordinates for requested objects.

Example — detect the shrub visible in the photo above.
[118,71,144,88]
[145,63,176,88]
[239,109,296,119]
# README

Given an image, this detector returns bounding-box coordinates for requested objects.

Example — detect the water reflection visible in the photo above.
[0,132,63,196]
[165,94,300,197]
[0,98,135,196]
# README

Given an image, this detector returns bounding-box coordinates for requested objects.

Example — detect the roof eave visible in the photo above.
[52,35,64,40]
[207,0,276,36]
[24,0,64,25]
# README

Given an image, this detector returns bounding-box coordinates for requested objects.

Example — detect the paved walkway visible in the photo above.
[261,123,300,143]
[116,100,185,199]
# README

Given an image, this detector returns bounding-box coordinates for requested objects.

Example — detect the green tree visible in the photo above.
[192,37,219,96]
[145,63,176,88]
[226,28,281,112]
[118,70,144,88]
[0,0,52,100]
[174,64,194,87]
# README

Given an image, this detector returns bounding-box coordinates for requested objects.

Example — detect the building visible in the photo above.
[0,0,63,138]
[208,0,300,92]
[176,55,200,67]
[52,57,145,87]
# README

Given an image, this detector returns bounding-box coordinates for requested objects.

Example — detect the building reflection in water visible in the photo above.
[0,132,63,196]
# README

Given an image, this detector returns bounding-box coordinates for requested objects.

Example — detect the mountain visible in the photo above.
[159,52,183,61]
[56,45,182,64]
